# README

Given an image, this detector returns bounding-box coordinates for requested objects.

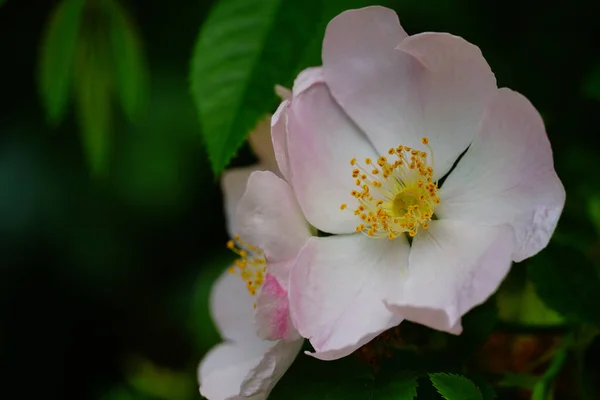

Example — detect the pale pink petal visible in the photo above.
[437,88,566,262]
[210,271,256,342]
[322,7,496,178]
[271,99,291,183]
[386,220,514,332]
[289,235,406,360]
[286,74,378,234]
[248,115,279,174]
[221,166,258,236]
[198,338,303,400]
[235,171,309,342]
[235,170,311,271]
[255,273,300,342]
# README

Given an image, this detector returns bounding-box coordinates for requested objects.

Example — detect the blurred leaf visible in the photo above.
[73,22,113,175]
[190,0,322,175]
[105,0,149,121]
[496,272,565,327]
[527,243,600,326]
[372,371,418,399]
[588,195,600,236]
[428,373,483,400]
[38,0,85,124]
[124,355,196,400]
[0,0,6,8]
[531,341,569,400]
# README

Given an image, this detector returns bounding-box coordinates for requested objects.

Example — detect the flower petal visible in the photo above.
[289,235,406,360]
[437,88,566,262]
[286,70,378,234]
[271,99,291,182]
[322,7,496,178]
[198,338,303,400]
[236,170,311,269]
[210,270,256,342]
[221,166,258,236]
[255,272,300,342]
[386,220,514,332]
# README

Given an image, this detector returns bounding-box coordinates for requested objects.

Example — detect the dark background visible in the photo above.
[1,0,599,399]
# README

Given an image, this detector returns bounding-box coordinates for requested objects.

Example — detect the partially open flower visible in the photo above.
[199,86,311,398]
[276,6,565,360]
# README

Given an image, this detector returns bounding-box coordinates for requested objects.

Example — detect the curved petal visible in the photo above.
[198,338,303,400]
[248,115,279,174]
[271,99,291,182]
[287,74,378,234]
[211,271,256,342]
[255,272,300,342]
[289,235,406,360]
[386,220,514,332]
[221,166,259,236]
[322,7,496,178]
[437,88,566,262]
[236,170,311,269]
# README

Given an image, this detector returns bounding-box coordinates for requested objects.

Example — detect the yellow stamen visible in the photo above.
[227,235,266,297]
[340,137,440,239]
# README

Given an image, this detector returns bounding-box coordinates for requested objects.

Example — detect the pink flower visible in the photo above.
[199,92,311,399]
[275,6,565,360]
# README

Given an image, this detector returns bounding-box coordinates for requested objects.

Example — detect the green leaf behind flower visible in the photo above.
[38,0,86,124]
[428,373,483,400]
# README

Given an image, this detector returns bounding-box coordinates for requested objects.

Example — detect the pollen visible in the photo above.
[340,137,440,239]
[227,235,266,296]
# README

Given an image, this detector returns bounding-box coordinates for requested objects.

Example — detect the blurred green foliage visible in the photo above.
[2,0,600,399]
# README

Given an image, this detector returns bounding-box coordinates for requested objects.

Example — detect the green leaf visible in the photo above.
[428,373,483,400]
[527,242,600,326]
[373,372,418,399]
[105,0,148,122]
[73,20,113,175]
[190,0,323,175]
[38,0,86,124]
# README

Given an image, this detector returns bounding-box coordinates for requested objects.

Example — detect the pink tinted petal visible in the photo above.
[287,76,378,234]
[271,99,291,182]
[437,88,566,262]
[248,115,279,174]
[221,165,258,236]
[323,7,496,178]
[386,220,514,332]
[210,271,256,342]
[236,171,311,269]
[256,273,300,342]
[289,235,406,360]
[199,338,303,400]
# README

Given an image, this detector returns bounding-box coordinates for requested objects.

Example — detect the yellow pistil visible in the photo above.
[227,235,266,296]
[341,137,440,239]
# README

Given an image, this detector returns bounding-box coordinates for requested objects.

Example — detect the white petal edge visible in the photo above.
[198,338,303,400]
[286,70,378,234]
[437,88,566,262]
[322,6,496,179]
[386,220,514,332]
[289,234,406,360]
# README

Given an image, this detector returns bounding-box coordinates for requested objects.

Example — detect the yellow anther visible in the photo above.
[227,235,267,297]
[342,139,440,240]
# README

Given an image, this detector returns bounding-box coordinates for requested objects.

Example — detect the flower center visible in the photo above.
[340,137,440,239]
[227,235,266,297]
